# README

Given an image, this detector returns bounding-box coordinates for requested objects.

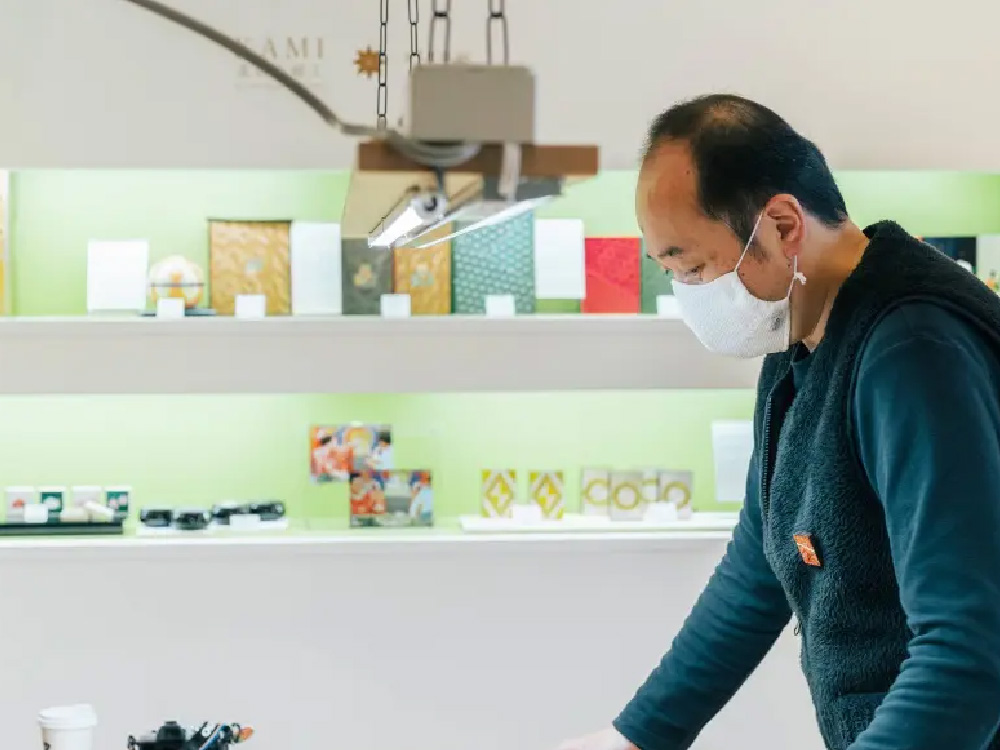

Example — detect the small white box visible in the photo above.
[380,294,412,318]
[23,505,48,523]
[156,298,185,319]
[485,295,516,318]
[511,503,544,524]
[656,295,681,318]
[235,294,267,319]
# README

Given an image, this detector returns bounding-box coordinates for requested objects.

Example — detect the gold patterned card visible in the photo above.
[529,470,564,520]
[609,470,647,521]
[481,469,517,518]
[580,467,610,516]
[395,224,453,315]
[642,469,659,504]
[209,219,291,315]
[658,470,694,516]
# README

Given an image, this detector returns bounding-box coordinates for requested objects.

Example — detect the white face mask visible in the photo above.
[670,215,807,358]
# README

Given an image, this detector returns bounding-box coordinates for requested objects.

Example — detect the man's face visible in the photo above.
[636,142,797,303]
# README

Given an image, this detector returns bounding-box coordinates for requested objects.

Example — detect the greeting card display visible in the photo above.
[310,424,393,482]
[453,213,536,314]
[658,470,694,518]
[641,243,674,313]
[394,224,453,315]
[349,469,434,528]
[581,237,641,313]
[580,467,610,516]
[481,469,517,518]
[341,240,392,315]
[209,219,291,316]
[528,470,564,519]
[609,470,647,521]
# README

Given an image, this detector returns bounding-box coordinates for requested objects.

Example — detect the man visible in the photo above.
[559,94,1000,750]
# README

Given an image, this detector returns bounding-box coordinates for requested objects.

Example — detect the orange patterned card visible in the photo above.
[209,219,292,315]
[394,223,453,315]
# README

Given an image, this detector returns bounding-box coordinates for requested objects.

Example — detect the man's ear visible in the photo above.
[765,194,806,254]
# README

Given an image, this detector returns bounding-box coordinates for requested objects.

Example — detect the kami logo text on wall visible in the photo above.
[236,36,327,88]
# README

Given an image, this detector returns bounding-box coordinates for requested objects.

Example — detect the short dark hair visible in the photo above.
[643,94,848,244]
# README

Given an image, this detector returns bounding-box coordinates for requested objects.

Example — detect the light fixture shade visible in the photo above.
[368,176,563,250]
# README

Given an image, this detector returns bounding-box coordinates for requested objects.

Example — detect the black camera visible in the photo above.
[128,720,252,750]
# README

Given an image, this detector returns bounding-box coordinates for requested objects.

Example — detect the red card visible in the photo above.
[582,237,641,313]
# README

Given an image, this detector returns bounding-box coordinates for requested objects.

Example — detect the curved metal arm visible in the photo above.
[117,0,480,168]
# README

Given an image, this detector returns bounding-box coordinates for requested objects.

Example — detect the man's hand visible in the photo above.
[556,727,637,750]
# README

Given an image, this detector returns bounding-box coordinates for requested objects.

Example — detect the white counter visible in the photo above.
[0,532,822,750]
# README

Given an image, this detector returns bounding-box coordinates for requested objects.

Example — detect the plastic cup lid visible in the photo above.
[38,704,97,730]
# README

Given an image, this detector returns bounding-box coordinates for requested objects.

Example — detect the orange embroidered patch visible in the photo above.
[793,533,822,567]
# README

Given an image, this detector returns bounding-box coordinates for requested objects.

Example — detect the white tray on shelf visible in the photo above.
[458,511,738,534]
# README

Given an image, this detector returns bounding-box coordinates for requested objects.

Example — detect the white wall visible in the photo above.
[0,0,997,169]
[0,536,820,750]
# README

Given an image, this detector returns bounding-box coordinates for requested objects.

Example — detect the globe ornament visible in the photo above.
[148,255,205,308]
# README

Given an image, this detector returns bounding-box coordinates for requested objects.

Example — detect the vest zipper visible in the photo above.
[760,368,795,522]
[760,398,774,520]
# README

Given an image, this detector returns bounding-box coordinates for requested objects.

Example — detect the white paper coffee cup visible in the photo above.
[38,704,96,750]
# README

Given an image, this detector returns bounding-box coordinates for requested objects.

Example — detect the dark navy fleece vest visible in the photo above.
[756,221,1000,750]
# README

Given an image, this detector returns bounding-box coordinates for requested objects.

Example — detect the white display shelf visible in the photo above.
[0,526,736,559]
[0,315,761,394]
[459,511,738,535]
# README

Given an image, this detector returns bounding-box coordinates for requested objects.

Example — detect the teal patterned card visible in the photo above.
[452,213,536,314]
[641,241,674,313]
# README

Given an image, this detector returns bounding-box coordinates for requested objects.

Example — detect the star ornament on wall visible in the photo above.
[355,46,380,78]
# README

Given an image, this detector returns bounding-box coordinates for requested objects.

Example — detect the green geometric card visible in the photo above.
[453,213,536,314]
[641,242,674,313]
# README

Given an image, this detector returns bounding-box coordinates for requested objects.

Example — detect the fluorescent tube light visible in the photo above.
[369,194,445,248]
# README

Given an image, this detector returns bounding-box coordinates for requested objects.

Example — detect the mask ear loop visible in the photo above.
[734,213,766,273]
[786,256,807,298]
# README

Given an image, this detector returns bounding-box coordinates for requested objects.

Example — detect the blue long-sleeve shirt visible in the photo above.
[614,301,1000,750]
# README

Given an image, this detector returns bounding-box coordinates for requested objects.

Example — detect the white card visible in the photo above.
[291,222,343,315]
[380,293,412,318]
[485,294,516,317]
[656,295,681,318]
[235,294,267,319]
[533,219,586,299]
[977,235,1000,279]
[712,420,754,503]
[156,298,185,319]
[87,239,149,313]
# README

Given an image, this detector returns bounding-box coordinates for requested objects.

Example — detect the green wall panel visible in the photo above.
[0,390,753,520]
